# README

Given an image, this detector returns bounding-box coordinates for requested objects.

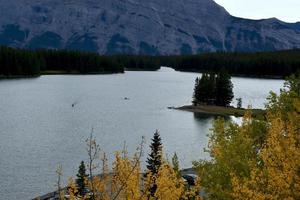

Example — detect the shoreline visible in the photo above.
[0,71,125,79]
[0,68,161,80]
[42,70,124,75]
[173,69,285,80]
[0,68,287,80]
[175,105,265,117]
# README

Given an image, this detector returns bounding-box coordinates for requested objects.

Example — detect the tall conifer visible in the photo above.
[146,130,163,196]
[146,130,162,175]
[76,161,88,197]
[216,70,234,106]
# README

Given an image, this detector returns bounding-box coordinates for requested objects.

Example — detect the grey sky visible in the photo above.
[213,0,300,23]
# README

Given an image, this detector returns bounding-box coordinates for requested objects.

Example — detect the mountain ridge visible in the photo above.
[0,0,299,55]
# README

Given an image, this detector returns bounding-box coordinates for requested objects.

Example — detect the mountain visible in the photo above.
[0,0,300,55]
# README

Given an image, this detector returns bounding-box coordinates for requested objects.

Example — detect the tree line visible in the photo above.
[37,49,124,74]
[1,45,300,78]
[162,50,300,78]
[0,46,161,77]
[0,46,43,76]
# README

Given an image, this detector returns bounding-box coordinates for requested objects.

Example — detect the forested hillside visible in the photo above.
[161,50,300,78]
[0,46,160,77]
[1,46,300,78]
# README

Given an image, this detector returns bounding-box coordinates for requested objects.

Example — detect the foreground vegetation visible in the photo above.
[53,131,201,200]
[1,46,300,78]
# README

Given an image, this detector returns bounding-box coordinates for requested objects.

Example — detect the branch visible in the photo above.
[112,137,145,200]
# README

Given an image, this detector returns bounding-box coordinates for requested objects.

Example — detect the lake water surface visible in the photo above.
[0,67,284,199]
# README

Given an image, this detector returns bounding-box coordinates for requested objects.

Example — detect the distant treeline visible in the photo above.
[1,46,300,78]
[113,55,160,71]
[0,46,42,76]
[0,46,160,77]
[37,49,124,74]
[0,47,129,76]
[160,50,300,78]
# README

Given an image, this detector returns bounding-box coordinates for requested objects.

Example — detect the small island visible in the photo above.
[176,70,265,117]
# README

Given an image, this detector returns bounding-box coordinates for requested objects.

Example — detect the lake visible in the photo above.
[0,67,284,200]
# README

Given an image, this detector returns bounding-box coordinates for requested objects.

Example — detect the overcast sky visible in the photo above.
[213,0,300,23]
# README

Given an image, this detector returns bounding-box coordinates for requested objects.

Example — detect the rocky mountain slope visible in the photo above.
[0,0,299,55]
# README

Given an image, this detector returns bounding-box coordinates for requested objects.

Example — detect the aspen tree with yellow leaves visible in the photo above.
[63,133,202,200]
[231,76,300,200]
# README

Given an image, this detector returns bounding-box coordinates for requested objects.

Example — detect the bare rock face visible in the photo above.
[0,0,299,54]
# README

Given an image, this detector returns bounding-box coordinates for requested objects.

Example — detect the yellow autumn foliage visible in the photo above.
[231,97,300,200]
[154,164,185,199]
[194,75,300,200]
[65,150,201,200]
[111,151,141,200]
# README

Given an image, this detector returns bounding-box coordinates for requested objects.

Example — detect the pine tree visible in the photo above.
[193,74,209,105]
[146,130,162,174]
[216,70,234,106]
[76,161,88,197]
[193,73,217,105]
[197,73,210,104]
[146,130,163,196]
[207,72,217,104]
[192,77,200,105]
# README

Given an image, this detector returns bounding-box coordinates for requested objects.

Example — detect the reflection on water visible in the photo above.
[193,112,231,121]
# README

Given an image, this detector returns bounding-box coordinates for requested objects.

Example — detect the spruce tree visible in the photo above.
[198,73,211,104]
[76,161,88,197]
[192,77,200,105]
[207,72,217,104]
[146,130,163,196]
[216,70,234,106]
[193,73,217,105]
[193,74,209,105]
[146,130,162,175]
